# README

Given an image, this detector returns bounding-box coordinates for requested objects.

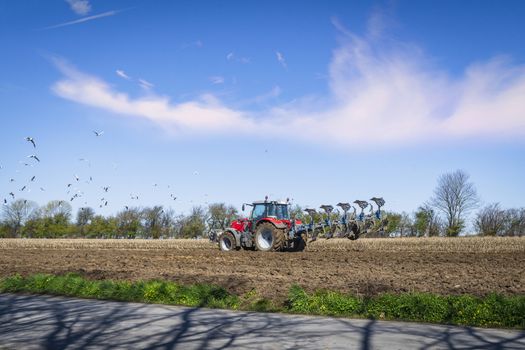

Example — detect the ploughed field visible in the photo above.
[1,237,523,303]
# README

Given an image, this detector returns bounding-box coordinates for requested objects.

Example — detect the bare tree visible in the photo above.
[1,199,38,237]
[42,200,72,220]
[475,203,507,236]
[430,170,479,236]
[76,207,95,236]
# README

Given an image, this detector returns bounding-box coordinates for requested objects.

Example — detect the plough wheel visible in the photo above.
[254,222,285,252]
[348,224,360,241]
[291,234,306,252]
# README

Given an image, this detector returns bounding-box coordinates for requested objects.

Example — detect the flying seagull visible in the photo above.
[9,178,15,182]
[3,198,6,205]
[30,176,36,182]
[28,155,40,162]
[40,187,45,191]
[9,192,14,199]
[74,174,80,181]
[103,186,110,192]
[20,185,26,191]
[93,130,104,137]
[26,137,36,148]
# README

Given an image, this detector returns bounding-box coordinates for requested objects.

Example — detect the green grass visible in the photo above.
[287,285,525,329]
[1,274,523,329]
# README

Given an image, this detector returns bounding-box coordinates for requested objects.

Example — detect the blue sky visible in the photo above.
[1,0,524,219]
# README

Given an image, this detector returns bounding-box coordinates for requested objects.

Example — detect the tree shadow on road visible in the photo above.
[1,294,524,349]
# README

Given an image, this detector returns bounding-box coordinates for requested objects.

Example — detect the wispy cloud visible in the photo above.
[50,16,525,148]
[51,58,254,135]
[209,76,225,85]
[275,51,287,68]
[138,79,154,90]
[43,10,118,30]
[66,0,91,15]
[226,52,250,64]
[116,69,131,80]
[182,40,203,49]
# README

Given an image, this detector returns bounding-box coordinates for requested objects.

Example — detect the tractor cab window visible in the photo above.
[275,205,289,220]
[251,204,266,220]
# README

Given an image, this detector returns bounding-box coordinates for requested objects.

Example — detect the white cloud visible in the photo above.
[43,10,118,30]
[275,51,287,68]
[116,69,131,80]
[51,58,255,135]
[209,76,225,85]
[50,19,525,148]
[138,79,154,90]
[66,0,91,15]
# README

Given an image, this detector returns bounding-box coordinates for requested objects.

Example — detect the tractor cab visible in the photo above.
[246,200,290,223]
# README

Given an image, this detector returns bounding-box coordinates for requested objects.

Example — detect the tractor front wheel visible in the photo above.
[219,232,240,251]
[254,222,285,252]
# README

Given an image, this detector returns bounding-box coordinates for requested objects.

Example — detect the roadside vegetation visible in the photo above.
[1,273,523,329]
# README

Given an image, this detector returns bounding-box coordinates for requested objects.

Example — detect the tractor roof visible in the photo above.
[252,200,288,205]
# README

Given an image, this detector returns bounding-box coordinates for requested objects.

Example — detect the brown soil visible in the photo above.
[1,238,523,303]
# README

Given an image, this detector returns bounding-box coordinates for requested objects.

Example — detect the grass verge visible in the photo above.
[1,274,523,329]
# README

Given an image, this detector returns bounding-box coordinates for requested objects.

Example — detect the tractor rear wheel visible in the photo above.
[219,232,239,251]
[254,222,285,252]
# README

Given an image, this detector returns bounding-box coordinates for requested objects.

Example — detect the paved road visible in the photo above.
[1,294,524,349]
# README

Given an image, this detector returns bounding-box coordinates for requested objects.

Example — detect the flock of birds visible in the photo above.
[1,132,200,214]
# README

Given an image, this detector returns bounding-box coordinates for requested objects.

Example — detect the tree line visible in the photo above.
[0,200,238,239]
[1,170,523,238]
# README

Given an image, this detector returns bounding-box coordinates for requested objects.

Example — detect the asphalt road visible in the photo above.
[1,294,524,349]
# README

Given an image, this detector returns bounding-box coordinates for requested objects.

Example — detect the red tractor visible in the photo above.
[218,198,306,252]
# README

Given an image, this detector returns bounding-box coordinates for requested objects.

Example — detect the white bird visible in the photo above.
[74,175,80,181]
[30,176,36,182]
[28,154,40,162]
[20,185,26,191]
[103,186,110,192]
[193,170,199,175]
[9,192,14,199]
[40,187,45,192]
[93,130,104,137]
[26,136,36,148]
[9,178,15,182]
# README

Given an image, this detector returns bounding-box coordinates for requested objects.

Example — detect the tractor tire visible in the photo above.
[219,232,239,252]
[291,234,306,252]
[254,222,285,252]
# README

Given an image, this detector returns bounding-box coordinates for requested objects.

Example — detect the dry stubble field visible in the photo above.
[0,237,523,303]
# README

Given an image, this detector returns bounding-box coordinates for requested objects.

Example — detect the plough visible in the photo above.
[304,197,388,241]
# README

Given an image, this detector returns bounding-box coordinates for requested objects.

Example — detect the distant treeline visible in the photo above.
[1,199,523,239]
